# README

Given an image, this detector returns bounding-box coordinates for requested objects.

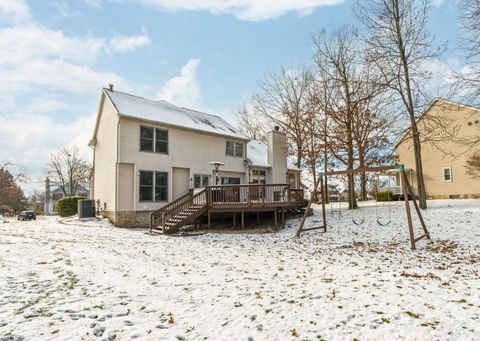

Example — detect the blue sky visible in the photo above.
[0,0,463,193]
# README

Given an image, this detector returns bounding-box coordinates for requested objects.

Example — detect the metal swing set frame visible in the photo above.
[296,164,431,250]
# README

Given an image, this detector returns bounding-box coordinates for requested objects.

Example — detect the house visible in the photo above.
[89,86,301,228]
[395,98,480,199]
[44,179,89,215]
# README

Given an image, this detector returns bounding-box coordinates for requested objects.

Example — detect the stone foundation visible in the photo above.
[100,210,152,228]
[427,194,480,200]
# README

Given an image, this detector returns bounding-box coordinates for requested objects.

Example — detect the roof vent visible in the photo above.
[274,125,280,131]
[108,83,114,91]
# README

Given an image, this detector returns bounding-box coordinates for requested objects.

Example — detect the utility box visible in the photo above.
[78,199,96,218]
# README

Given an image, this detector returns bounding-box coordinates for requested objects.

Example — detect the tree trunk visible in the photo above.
[411,123,428,208]
[359,158,367,201]
[323,144,329,204]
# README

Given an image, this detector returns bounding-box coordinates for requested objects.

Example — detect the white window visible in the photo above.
[442,167,452,182]
[250,169,266,184]
[226,141,244,157]
[193,174,209,189]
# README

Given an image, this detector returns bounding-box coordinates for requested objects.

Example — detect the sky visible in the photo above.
[0,0,464,194]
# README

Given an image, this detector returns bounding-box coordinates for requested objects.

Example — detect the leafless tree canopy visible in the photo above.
[253,67,312,168]
[46,146,91,196]
[355,0,443,208]
[236,103,267,141]
[456,0,480,104]
[465,150,480,178]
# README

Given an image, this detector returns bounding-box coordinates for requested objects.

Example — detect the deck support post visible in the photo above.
[256,212,260,225]
[274,209,278,228]
[241,211,244,229]
[233,213,236,228]
[208,211,211,228]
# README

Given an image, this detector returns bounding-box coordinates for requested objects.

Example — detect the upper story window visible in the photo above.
[442,167,452,182]
[140,126,168,153]
[226,141,243,157]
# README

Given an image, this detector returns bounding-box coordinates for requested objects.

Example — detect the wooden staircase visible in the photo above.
[150,189,207,234]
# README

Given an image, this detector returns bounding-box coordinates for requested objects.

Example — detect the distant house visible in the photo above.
[47,183,89,214]
[89,87,301,228]
[395,98,480,199]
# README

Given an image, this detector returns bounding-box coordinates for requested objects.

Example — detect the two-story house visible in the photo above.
[89,86,301,228]
[396,98,480,199]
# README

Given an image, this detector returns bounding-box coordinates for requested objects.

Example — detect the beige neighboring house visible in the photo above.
[395,98,480,199]
[89,86,301,227]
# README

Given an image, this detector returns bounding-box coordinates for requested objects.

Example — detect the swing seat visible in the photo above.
[352,218,365,225]
[376,218,391,226]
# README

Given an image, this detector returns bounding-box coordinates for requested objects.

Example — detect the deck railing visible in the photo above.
[205,184,303,209]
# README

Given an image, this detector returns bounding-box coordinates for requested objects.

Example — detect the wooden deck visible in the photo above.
[151,184,305,234]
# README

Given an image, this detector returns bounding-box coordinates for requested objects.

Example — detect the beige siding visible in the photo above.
[118,117,248,211]
[118,163,134,211]
[396,100,480,198]
[93,97,118,212]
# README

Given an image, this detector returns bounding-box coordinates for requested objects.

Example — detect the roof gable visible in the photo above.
[247,139,300,171]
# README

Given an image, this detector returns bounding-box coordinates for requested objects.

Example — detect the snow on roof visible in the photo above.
[105,89,248,140]
[247,139,300,171]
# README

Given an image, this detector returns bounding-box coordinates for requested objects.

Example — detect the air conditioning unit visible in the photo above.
[78,199,96,218]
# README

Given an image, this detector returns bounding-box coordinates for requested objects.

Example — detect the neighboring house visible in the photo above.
[45,182,89,214]
[395,98,480,199]
[89,86,301,227]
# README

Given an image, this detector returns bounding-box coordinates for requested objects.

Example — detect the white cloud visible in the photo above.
[0,112,96,193]
[0,0,150,192]
[108,33,150,53]
[156,59,202,107]
[93,0,343,21]
[0,0,31,24]
[432,0,445,7]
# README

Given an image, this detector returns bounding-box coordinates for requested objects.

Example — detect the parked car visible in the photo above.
[18,211,36,221]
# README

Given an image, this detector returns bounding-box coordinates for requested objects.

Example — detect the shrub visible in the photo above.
[57,196,85,217]
[375,191,394,202]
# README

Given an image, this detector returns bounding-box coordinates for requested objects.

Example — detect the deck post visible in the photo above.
[208,211,211,228]
[241,211,244,229]
[274,208,278,228]
[256,212,260,225]
[233,213,236,228]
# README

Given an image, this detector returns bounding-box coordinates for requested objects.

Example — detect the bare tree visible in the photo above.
[46,146,91,196]
[253,67,311,168]
[465,150,480,178]
[236,103,267,140]
[355,0,443,209]
[455,0,480,104]
[312,27,382,209]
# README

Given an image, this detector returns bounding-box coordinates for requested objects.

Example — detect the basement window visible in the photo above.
[442,167,452,183]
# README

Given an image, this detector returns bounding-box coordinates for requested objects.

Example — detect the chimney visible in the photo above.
[267,127,287,184]
[108,83,114,91]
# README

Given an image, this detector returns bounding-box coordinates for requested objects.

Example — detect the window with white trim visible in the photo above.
[250,169,266,184]
[226,141,243,157]
[193,174,209,189]
[442,167,452,182]
[139,171,168,201]
[140,126,168,153]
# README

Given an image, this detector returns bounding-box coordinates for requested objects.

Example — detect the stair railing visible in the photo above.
[161,189,207,233]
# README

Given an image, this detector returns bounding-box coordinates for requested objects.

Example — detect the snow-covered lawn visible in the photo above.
[1,200,479,341]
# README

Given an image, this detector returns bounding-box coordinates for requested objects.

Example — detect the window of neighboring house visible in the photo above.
[140,126,154,152]
[442,167,452,183]
[193,174,209,189]
[250,169,266,184]
[139,171,168,202]
[226,141,244,157]
[140,126,168,153]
